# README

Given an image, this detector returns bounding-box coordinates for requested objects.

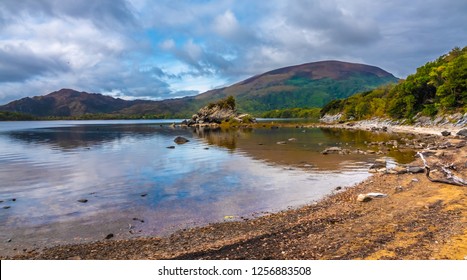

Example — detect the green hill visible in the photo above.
[195,60,398,115]
[0,61,398,119]
[320,47,467,120]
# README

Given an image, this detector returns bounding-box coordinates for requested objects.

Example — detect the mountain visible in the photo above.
[194,60,398,114]
[0,89,140,117]
[320,47,467,120]
[0,61,398,118]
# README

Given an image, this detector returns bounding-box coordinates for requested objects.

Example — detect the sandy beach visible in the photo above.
[5,122,467,260]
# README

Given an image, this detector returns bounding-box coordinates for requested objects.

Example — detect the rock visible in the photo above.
[335,186,342,191]
[457,129,467,137]
[140,193,148,197]
[412,178,419,182]
[389,165,407,174]
[407,166,425,174]
[276,141,287,145]
[3,206,10,209]
[174,136,189,144]
[394,186,404,193]
[321,147,342,154]
[187,96,255,126]
[6,238,12,243]
[441,130,451,136]
[366,192,388,198]
[77,199,88,203]
[369,159,386,170]
[105,233,114,240]
[288,138,297,142]
[357,194,372,202]
[166,146,175,149]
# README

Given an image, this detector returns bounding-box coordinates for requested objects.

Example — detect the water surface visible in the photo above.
[0,120,414,255]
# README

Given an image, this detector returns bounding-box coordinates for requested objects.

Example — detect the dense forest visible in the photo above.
[320,47,467,120]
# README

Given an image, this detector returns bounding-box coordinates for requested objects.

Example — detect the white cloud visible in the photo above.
[0,0,466,103]
[213,10,239,37]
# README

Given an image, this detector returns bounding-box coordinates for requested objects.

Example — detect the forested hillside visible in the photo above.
[321,47,467,120]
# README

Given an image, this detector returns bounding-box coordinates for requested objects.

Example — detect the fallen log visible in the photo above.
[417,152,467,186]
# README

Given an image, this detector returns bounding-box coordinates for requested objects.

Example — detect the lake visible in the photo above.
[0,120,415,255]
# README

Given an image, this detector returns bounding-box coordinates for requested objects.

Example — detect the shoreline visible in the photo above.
[5,122,467,260]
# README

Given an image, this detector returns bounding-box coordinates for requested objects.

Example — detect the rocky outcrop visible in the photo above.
[183,96,255,127]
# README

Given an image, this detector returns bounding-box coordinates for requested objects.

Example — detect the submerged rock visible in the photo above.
[174,136,189,144]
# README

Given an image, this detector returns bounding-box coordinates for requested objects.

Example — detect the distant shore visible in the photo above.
[6,121,467,260]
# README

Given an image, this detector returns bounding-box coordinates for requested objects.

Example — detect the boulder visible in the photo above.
[174,136,189,144]
[457,129,467,137]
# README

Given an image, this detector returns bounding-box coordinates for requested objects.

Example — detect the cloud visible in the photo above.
[0,44,70,83]
[0,0,466,104]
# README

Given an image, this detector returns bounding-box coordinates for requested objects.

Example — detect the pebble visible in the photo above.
[140,193,148,197]
[105,233,114,240]
[394,186,404,193]
[3,206,11,209]
[166,146,175,149]
[357,194,372,202]
[77,199,88,203]
[412,178,419,182]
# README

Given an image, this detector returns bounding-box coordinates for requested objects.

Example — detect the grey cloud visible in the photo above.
[0,0,137,30]
[0,45,70,82]
[282,0,381,46]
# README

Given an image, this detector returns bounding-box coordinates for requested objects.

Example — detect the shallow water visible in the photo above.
[0,120,415,255]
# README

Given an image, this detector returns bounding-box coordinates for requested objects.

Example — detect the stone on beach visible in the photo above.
[357,192,388,202]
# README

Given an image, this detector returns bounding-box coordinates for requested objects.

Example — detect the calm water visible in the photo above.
[0,120,414,255]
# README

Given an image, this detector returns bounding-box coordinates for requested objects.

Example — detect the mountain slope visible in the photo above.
[194,60,398,114]
[0,60,398,118]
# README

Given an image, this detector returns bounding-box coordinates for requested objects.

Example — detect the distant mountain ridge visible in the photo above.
[195,60,398,113]
[0,60,398,118]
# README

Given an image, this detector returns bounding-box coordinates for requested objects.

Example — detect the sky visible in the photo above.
[0,0,466,104]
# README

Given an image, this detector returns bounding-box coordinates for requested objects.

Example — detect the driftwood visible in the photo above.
[417,152,467,186]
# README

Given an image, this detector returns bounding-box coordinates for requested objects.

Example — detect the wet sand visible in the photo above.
[5,122,467,260]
